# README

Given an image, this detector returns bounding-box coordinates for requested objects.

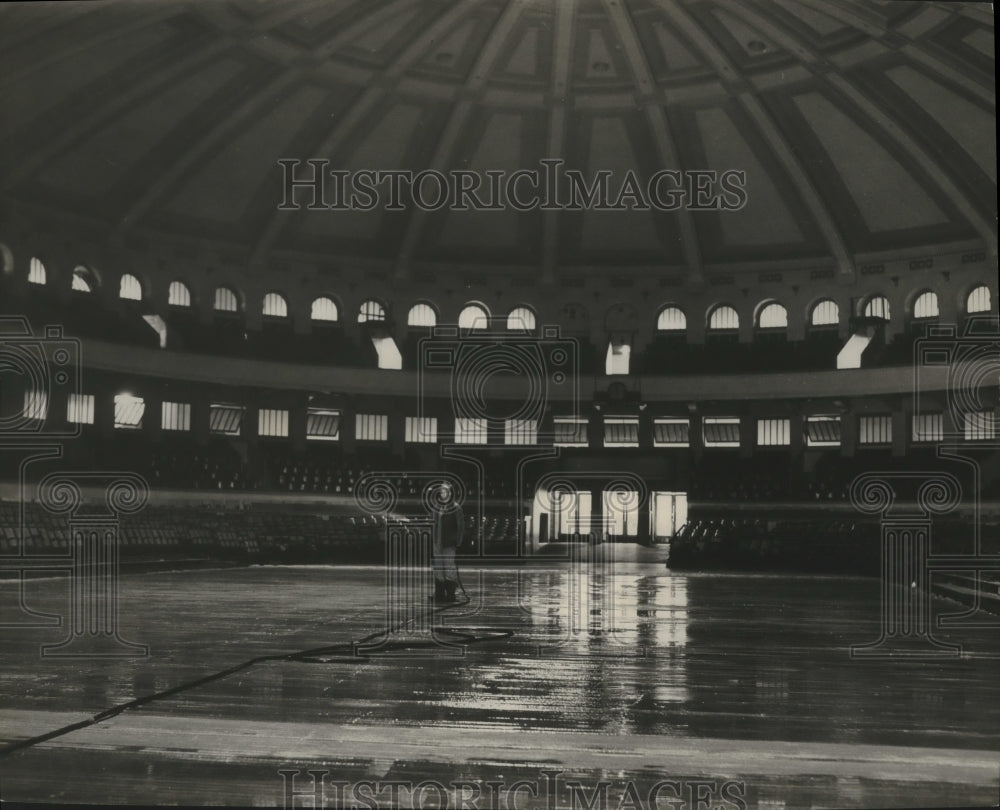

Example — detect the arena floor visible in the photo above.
[1,563,998,808]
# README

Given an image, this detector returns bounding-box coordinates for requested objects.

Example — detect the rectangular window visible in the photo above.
[805,416,841,447]
[859,414,892,445]
[355,413,388,441]
[405,416,437,443]
[66,393,94,425]
[161,401,191,432]
[604,416,639,448]
[455,417,487,444]
[22,389,48,422]
[307,408,340,441]
[653,418,689,447]
[912,412,943,443]
[209,403,245,436]
[703,417,740,448]
[964,411,996,441]
[554,417,588,447]
[756,418,790,447]
[258,408,289,438]
[114,394,145,430]
[505,418,537,445]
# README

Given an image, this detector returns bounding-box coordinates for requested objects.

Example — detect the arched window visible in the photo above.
[756,302,788,329]
[407,303,437,327]
[311,296,339,322]
[262,292,288,318]
[358,299,386,323]
[656,306,686,332]
[967,285,992,314]
[458,303,490,330]
[214,286,239,313]
[72,265,97,293]
[28,257,46,285]
[119,273,142,301]
[864,295,890,320]
[912,290,939,319]
[168,281,192,307]
[707,304,739,331]
[810,299,839,327]
[507,307,536,331]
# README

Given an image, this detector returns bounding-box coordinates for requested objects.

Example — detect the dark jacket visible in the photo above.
[436,506,464,550]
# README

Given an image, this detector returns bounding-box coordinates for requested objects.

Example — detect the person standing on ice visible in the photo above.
[431,482,464,603]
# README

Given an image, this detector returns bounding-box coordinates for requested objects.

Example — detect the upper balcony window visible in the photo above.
[864,296,890,321]
[263,292,288,318]
[708,305,739,331]
[458,304,489,330]
[168,281,192,307]
[407,303,436,327]
[119,273,142,301]
[967,285,991,315]
[28,257,46,285]
[358,300,386,323]
[214,286,239,313]
[507,307,536,331]
[810,299,838,327]
[656,306,686,332]
[311,297,339,322]
[912,290,939,319]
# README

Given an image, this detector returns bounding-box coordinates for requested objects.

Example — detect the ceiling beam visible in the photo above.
[110,0,420,247]
[794,0,994,104]
[393,0,531,281]
[249,0,477,267]
[0,5,179,94]
[2,41,229,191]
[826,73,997,260]
[540,0,577,285]
[727,0,995,262]
[2,1,339,193]
[661,0,855,278]
[603,0,704,284]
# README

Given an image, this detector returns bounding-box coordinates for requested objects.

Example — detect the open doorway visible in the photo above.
[651,491,688,545]
[602,489,639,541]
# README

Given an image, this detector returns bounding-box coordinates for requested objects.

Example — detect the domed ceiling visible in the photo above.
[0,0,995,285]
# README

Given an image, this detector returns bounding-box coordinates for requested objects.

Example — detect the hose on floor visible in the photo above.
[0,573,510,758]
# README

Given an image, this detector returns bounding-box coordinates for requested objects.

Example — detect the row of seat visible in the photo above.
[667,514,999,574]
[688,450,994,502]
[669,518,879,573]
[0,502,520,562]
[12,428,998,503]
